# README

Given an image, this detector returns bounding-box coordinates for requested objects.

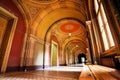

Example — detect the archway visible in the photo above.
[51,41,58,66]
[78,53,86,64]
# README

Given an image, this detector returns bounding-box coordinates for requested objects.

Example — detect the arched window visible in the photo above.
[94,0,115,50]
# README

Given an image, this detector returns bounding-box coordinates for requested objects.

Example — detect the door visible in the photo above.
[51,41,58,66]
[0,7,17,73]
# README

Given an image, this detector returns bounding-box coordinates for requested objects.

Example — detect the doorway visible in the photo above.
[78,53,86,64]
[0,7,17,73]
[51,41,58,66]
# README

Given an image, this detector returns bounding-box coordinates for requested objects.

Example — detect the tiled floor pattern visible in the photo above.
[0,66,83,80]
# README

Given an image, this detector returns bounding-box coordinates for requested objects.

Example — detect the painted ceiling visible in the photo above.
[48,19,87,54]
[60,22,79,33]
[14,0,89,54]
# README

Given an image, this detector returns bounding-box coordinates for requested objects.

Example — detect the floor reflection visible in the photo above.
[0,64,83,80]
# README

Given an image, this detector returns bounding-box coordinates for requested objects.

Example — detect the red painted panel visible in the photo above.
[0,0,26,70]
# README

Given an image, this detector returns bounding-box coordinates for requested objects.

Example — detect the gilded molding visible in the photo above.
[26,4,41,21]
[31,0,58,4]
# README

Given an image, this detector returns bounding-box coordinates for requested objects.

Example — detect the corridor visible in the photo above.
[0,0,120,80]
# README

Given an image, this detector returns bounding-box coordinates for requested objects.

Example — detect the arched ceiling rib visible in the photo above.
[46,19,86,42]
[65,39,87,55]
[36,8,86,39]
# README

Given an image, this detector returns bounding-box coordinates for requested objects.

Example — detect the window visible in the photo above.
[94,0,115,50]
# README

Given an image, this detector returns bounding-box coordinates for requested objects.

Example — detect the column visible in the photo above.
[86,20,97,64]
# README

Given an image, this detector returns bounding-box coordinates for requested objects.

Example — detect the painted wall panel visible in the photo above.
[34,42,43,65]
[0,0,26,71]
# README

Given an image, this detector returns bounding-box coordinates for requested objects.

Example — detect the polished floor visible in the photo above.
[0,65,83,80]
[1,64,120,80]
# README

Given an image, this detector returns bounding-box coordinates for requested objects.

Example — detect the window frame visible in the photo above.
[94,0,115,50]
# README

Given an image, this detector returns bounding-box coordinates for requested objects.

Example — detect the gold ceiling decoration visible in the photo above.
[31,0,58,4]
[14,0,88,48]
[13,0,89,61]
[47,19,87,45]
[56,19,86,36]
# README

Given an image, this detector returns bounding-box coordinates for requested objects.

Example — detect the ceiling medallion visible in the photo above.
[31,0,58,4]
[60,22,79,33]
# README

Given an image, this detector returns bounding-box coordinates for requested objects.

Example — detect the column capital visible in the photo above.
[86,20,91,26]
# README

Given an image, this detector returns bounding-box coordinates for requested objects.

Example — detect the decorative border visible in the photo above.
[31,0,58,4]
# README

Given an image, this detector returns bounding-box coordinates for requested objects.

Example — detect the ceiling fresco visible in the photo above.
[60,22,80,33]
[14,0,89,54]
[47,19,87,55]
[54,19,86,35]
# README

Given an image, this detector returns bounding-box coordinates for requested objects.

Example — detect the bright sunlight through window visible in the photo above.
[94,0,115,50]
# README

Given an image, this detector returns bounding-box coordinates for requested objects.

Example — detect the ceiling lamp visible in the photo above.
[68,32,71,36]
[76,45,78,47]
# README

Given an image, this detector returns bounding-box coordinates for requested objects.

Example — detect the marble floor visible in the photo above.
[0,65,83,80]
[44,64,84,72]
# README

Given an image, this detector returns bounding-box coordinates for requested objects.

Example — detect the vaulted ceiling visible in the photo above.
[14,0,89,55]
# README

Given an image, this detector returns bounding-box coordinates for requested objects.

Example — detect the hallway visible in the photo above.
[0,0,120,80]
